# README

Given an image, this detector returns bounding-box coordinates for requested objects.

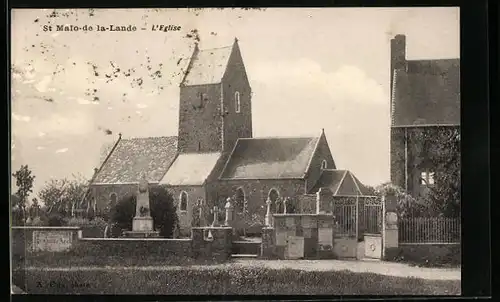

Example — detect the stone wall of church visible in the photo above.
[207,179,306,234]
[163,185,207,236]
[178,84,223,153]
[91,183,143,214]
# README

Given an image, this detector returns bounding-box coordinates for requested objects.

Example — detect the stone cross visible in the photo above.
[265,198,272,227]
[211,206,219,227]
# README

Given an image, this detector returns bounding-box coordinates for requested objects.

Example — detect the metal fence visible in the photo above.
[398,217,461,244]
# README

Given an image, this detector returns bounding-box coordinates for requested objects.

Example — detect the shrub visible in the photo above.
[47,215,65,226]
[110,186,178,238]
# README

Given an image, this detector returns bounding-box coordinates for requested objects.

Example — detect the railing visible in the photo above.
[398,217,461,244]
[333,204,356,237]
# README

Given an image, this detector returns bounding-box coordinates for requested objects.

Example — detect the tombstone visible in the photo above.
[123,173,159,238]
[211,206,220,227]
[224,198,234,227]
[265,198,272,227]
[192,199,201,227]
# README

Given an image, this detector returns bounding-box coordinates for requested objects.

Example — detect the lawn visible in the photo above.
[14,266,460,295]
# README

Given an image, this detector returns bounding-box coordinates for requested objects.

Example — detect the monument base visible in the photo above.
[132,216,154,232]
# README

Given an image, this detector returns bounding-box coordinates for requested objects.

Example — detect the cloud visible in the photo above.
[77,97,91,105]
[12,113,31,122]
[55,148,69,153]
[136,103,148,109]
[34,75,52,93]
[37,146,45,150]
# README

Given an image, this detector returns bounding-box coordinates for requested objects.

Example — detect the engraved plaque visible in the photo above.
[32,230,73,252]
[286,236,304,259]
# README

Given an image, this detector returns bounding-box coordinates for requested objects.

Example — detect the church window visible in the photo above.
[321,160,328,169]
[235,91,241,113]
[235,187,245,213]
[179,191,188,212]
[109,193,117,207]
[268,188,279,213]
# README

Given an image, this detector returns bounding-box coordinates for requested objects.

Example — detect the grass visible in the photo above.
[13,266,460,295]
[15,252,227,268]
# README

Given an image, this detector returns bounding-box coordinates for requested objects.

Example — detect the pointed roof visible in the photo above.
[309,169,370,196]
[181,40,237,86]
[159,152,221,186]
[93,136,178,184]
[220,135,320,179]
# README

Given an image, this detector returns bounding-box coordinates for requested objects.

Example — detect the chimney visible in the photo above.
[391,34,406,73]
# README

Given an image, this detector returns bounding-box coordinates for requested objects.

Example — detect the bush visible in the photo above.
[47,215,65,226]
[110,186,178,238]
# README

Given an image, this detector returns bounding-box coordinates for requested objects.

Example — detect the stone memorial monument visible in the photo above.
[123,173,159,238]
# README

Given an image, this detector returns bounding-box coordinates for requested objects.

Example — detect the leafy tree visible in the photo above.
[12,165,35,223]
[412,127,461,217]
[38,175,88,217]
[109,186,179,238]
[374,182,430,218]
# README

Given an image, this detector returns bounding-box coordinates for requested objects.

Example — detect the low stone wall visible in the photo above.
[12,226,233,265]
[77,238,193,257]
[12,226,82,260]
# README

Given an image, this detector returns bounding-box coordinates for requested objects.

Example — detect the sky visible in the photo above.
[10,7,460,196]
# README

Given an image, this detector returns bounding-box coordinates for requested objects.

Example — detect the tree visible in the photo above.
[374,182,430,218]
[38,176,88,217]
[109,186,179,238]
[426,129,461,217]
[12,165,35,223]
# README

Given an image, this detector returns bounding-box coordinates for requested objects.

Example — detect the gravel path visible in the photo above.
[23,259,460,281]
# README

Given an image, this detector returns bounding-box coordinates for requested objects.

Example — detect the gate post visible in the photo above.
[382,193,399,259]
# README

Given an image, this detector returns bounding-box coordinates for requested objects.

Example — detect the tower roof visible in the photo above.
[181,43,234,86]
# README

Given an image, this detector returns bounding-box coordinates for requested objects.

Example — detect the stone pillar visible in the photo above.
[261,227,275,259]
[191,228,205,259]
[264,199,272,227]
[224,199,234,227]
[316,187,333,214]
[382,193,399,259]
[283,197,288,214]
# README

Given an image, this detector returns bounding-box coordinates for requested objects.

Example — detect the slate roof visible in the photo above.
[93,136,178,184]
[181,46,233,86]
[392,58,460,127]
[159,152,221,186]
[309,169,370,196]
[220,136,320,179]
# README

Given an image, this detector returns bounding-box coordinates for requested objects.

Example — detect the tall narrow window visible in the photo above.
[235,91,241,113]
[179,191,188,212]
[109,193,117,207]
[268,188,279,213]
[321,160,328,169]
[235,187,245,213]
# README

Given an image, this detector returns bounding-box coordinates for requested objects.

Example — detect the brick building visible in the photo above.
[87,38,369,233]
[389,34,460,199]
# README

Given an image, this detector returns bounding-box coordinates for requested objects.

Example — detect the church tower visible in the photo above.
[178,38,253,155]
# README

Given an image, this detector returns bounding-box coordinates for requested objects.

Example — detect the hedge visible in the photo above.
[14,266,460,295]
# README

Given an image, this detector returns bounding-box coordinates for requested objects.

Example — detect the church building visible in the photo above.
[88,38,369,234]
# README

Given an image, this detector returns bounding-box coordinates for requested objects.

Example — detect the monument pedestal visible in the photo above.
[123,216,160,238]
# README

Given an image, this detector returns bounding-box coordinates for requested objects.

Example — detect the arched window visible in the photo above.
[268,188,280,213]
[179,191,188,212]
[321,160,328,169]
[234,91,241,113]
[109,193,117,207]
[235,187,245,213]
